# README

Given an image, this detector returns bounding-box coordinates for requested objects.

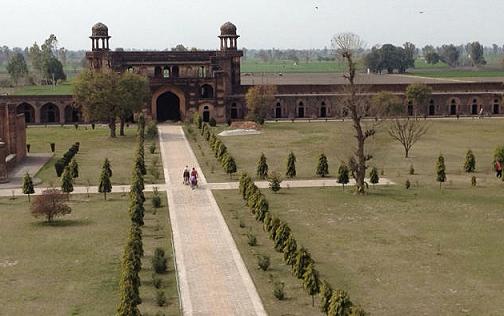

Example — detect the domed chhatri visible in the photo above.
[92,22,109,37]
[220,22,237,36]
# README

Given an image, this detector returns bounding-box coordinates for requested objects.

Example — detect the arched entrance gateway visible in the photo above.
[156,92,181,121]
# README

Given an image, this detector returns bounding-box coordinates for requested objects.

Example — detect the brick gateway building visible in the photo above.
[85,22,504,122]
[1,21,503,127]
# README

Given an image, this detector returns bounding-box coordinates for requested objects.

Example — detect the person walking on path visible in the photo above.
[495,160,502,178]
[190,167,199,190]
[183,166,190,185]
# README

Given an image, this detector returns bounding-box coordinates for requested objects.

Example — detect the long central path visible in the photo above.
[158,124,266,316]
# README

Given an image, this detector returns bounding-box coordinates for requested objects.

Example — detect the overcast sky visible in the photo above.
[1,0,503,50]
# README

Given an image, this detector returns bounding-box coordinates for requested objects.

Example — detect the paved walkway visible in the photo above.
[0,178,393,197]
[207,178,394,190]
[0,153,52,190]
[158,124,267,316]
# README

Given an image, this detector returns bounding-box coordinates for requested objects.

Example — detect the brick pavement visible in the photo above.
[158,124,267,316]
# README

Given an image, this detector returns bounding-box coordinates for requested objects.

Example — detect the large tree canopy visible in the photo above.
[28,34,67,84]
[6,52,28,85]
[364,43,416,74]
[74,70,121,137]
[74,70,150,137]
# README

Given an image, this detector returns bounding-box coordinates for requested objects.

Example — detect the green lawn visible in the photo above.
[189,119,504,186]
[0,193,178,315]
[214,184,504,315]
[13,81,74,95]
[28,125,164,186]
[409,70,504,78]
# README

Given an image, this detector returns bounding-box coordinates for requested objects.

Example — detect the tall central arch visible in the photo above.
[156,92,181,121]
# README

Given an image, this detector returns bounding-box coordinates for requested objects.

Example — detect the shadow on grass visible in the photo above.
[31,218,93,227]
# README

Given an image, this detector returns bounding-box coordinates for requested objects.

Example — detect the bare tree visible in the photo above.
[31,189,72,222]
[387,119,429,158]
[332,33,375,194]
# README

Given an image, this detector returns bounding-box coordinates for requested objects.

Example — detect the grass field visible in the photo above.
[13,81,74,95]
[214,185,504,315]
[28,125,164,186]
[195,118,504,315]
[0,192,178,316]
[189,119,504,186]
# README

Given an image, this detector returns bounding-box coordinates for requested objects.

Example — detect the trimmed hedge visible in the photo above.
[54,142,80,177]
[238,173,366,315]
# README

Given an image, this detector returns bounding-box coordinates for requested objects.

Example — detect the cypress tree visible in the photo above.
[269,172,282,193]
[61,166,74,200]
[22,172,35,202]
[254,196,269,222]
[320,280,333,314]
[224,154,237,178]
[116,242,141,315]
[263,213,272,232]
[239,173,251,199]
[129,196,145,227]
[436,154,447,189]
[286,151,297,178]
[316,153,329,177]
[369,166,379,186]
[292,247,314,279]
[129,223,143,258]
[269,217,281,240]
[137,113,145,138]
[337,163,350,190]
[99,165,112,200]
[69,158,79,178]
[135,145,146,176]
[274,223,291,252]
[464,149,476,172]
[103,158,113,177]
[327,289,353,316]
[216,142,227,161]
[283,235,297,266]
[209,133,217,148]
[303,263,321,307]
[256,153,269,179]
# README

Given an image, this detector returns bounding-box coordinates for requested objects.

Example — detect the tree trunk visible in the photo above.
[405,147,410,158]
[312,295,314,307]
[104,191,107,200]
[353,118,367,194]
[109,117,116,138]
[119,116,125,136]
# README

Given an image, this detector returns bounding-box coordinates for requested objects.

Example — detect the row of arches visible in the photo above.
[153,65,208,79]
[407,98,501,116]
[16,102,82,124]
[273,101,329,119]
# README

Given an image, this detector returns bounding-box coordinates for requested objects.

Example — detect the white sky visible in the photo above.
[1,0,503,50]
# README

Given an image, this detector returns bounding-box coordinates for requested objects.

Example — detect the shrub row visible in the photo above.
[199,122,237,178]
[239,173,367,315]
[117,115,147,316]
[54,142,80,177]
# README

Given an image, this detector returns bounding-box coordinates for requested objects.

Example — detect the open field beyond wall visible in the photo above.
[0,192,178,316]
[27,125,164,186]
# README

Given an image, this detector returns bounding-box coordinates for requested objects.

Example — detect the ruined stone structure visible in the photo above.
[0,103,26,180]
[0,22,503,126]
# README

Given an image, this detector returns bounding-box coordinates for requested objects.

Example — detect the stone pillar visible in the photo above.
[0,142,8,183]
[59,105,66,124]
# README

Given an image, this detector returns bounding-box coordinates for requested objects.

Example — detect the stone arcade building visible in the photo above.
[85,22,504,122]
[1,21,503,127]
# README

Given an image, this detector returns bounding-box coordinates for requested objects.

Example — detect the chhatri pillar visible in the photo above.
[0,141,8,183]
